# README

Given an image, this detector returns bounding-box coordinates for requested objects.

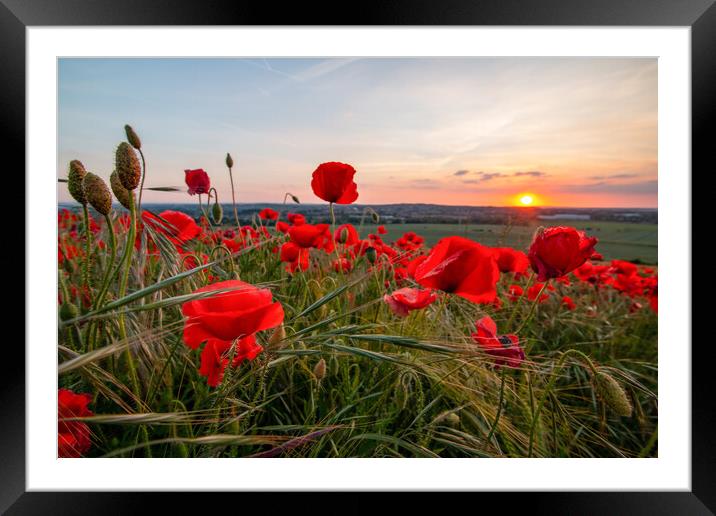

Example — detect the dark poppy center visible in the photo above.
[498,335,512,349]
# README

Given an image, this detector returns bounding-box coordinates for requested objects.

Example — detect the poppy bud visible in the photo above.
[365,246,377,264]
[124,124,141,150]
[67,160,88,205]
[593,371,632,417]
[212,201,223,224]
[337,227,349,244]
[115,142,141,191]
[371,211,380,223]
[290,194,300,204]
[313,358,326,380]
[82,172,112,216]
[110,170,134,210]
[59,301,79,321]
[267,324,286,350]
[226,153,234,168]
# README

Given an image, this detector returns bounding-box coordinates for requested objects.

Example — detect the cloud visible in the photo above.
[588,173,639,180]
[560,180,657,194]
[513,171,546,177]
[453,170,470,176]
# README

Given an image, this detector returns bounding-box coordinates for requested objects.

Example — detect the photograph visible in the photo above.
[56,56,659,459]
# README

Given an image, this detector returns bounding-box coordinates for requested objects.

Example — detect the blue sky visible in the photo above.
[58,57,657,207]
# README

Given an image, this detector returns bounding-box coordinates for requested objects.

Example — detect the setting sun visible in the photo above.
[520,195,534,206]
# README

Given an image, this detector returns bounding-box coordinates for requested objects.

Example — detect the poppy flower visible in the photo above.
[289,223,327,248]
[527,283,549,303]
[471,316,524,368]
[276,221,290,233]
[377,225,387,235]
[311,161,359,204]
[182,280,284,386]
[184,168,211,195]
[528,226,598,281]
[561,296,576,310]
[259,208,279,221]
[414,236,500,304]
[287,213,306,226]
[493,247,529,274]
[142,210,201,249]
[280,241,309,273]
[332,257,353,273]
[384,287,437,317]
[507,284,524,302]
[610,260,638,277]
[58,388,93,457]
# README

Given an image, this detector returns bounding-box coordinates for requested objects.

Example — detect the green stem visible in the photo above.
[228,166,240,229]
[117,194,141,400]
[505,272,534,331]
[486,366,507,443]
[137,148,147,214]
[81,204,92,296]
[514,280,548,335]
[87,213,118,351]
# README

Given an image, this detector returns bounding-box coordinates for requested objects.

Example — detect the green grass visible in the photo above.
[372,221,657,264]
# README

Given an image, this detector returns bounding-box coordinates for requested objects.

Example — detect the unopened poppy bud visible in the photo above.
[290,194,300,204]
[115,142,141,190]
[68,160,88,205]
[445,413,460,426]
[82,172,112,216]
[313,358,327,380]
[338,227,349,244]
[268,324,286,350]
[365,246,377,264]
[212,201,223,224]
[371,211,380,223]
[226,153,234,168]
[124,124,141,150]
[593,371,632,417]
[110,170,134,210]
[59,301,79,321]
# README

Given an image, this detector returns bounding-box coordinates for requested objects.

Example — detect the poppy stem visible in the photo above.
[505,272,533,330]
[486,366,507,443]
[81,204,92,297]
[136,148,147,214]
[87,213,118,351]
[514,280,547,335]
[228,165,240,230]
[116,193,142,401]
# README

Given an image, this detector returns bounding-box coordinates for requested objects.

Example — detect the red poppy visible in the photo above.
[414,236,500,304]
[310,162,359,204]
[280,241,310,273]
[377,225,387,235]
[142,210,201,248]
[184,168,211,195]
[58,388,93,458]
[384,287,437,317]
[507,284,524,302]
[332,257,353,273]
[528,226,598,281]
[289,223,327,248]
[561,296,576,310]
[287,213,306,226]
[493,247,529,274]
[259,208,279,221]
[471,316,524,368]
[182,280,284,386]
[276,221,290,233]
[527,283,549,303]
[610,259,638,276]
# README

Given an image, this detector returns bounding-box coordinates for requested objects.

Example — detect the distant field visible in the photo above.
[369,220,657,264]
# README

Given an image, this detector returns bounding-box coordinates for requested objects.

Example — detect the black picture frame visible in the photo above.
[4,0,709,513]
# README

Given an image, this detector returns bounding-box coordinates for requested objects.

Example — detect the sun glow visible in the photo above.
[519,194,535,206]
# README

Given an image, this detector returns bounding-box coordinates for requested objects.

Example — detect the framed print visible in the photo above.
[4,0,711,513]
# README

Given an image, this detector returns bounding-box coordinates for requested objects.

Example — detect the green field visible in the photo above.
[372,220,657,264]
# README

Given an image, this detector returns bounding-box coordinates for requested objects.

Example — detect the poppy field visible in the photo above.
[58,125,658,458]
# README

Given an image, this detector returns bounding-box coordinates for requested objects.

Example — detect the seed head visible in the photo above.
[110,170,134,210]
[82,172,112,216]
[115,142,141,190]
[313,358,327,380]
[124,124,141,150]
[594,371,632,417]
[226,153,234,169]
[67,160,88,205]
